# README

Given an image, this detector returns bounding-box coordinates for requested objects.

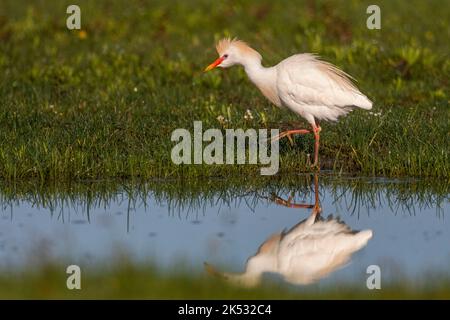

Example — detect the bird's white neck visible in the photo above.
[241,58,281,107]
[242,58,268,83]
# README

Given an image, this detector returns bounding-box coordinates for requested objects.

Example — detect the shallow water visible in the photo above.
[0,175,449,287]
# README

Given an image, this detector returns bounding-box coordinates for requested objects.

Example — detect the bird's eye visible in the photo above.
[223,54,228,58]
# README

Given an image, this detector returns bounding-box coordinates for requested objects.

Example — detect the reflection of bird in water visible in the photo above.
[205,174,372,287]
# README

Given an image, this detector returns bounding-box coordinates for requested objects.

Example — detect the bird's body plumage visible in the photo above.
[277,54,372,122]
[246,53,372,125]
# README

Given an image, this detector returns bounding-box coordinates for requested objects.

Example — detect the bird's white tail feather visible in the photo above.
[354,94,373,110]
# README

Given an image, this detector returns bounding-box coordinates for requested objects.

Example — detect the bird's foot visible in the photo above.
[270,129,310,146]
[307,154,320,171]
[310,162,321,171]
[312,203,322,216]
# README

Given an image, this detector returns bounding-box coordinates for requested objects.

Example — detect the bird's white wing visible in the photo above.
[276,54,372,121]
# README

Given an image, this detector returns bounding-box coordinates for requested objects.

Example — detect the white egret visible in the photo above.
[204,38,373,167]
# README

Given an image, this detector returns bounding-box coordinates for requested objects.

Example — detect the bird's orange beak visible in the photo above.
[204,57,224,72]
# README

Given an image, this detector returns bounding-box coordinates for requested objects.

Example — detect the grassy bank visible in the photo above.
[0,0,448,181]
[0,263,449,299]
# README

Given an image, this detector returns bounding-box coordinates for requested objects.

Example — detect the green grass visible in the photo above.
[1,262,449,299]
[0,0,449,181]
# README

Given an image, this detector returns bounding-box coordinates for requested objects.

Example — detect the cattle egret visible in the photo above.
[204,38,373,167]
[204,174,373,287]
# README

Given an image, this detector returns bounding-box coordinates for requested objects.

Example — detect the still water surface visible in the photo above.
[0,175,448,287]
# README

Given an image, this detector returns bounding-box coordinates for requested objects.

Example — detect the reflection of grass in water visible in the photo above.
[0,0,448,180]
[0,175,447,220]
[0,262,449,299]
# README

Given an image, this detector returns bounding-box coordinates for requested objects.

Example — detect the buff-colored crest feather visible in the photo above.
[215,37,262,60]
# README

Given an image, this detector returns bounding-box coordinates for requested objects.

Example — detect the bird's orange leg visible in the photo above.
[271,129,310,145]
[271,194,315,209]
[312,125,321,168]
[312,173,321,215]
[270,125,321,168]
